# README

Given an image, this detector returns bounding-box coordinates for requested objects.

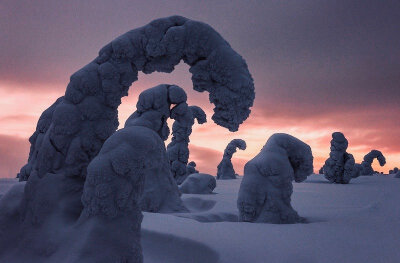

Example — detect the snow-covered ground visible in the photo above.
[1,174,399,263]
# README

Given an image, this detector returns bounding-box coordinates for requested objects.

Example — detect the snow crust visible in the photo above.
[237,133,313,223]
[216,139,246,180]
[179,173,216,194]
[4,173,400,263]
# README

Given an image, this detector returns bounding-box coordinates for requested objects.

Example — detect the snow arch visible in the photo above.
[18,15,255,181]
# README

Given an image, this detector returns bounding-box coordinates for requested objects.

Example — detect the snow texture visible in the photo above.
[78,125,151,262]
[217,139,247,180]
[186,161,199,175]
[3,175,400,263]
[237,133,313,224]
[124,84,188,212]
[359,150,386,176]
[18,15,254,182]
[167,105,207,185]
[179,173,217,194]
[351,163,362,178]
[17,97,64,181]
[322,132,355,184]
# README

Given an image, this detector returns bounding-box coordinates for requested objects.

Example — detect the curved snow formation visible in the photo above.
[237,133,313,224]
[18,15,254,182]
[360,150,386,175]
[124,84,188,212]
[179,173,217,194]
[389,167,398,174]
[217,139,247,180]
[322,132,355,184]
[167,105,207,185]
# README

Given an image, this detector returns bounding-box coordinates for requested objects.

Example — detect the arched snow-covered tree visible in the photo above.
[1,16,255,263]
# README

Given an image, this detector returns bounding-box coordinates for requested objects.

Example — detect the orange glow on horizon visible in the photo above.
[0,80,398,178]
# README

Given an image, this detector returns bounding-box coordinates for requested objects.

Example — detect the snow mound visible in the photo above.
[179,173,216,194]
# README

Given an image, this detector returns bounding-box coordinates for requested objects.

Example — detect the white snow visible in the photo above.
[2,174,399,263]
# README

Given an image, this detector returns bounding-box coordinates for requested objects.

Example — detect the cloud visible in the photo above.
[0,134,29,178]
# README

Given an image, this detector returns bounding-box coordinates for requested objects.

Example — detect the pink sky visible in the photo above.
[0,69,398,178]
[0,1,399,178]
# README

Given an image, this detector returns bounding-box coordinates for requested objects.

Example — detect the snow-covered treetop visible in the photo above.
[224,139,247,157]
[96,15,255,131]
[330,132,348,152]
[261,133,313,182]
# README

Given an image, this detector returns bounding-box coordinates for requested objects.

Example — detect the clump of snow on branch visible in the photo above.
[217,139,246,180]
[237,133,313,224]
[186,161,199,175]
[167,105,206,185]
[179,173,217,194]
[322,132,355,184]
[359,150,386,176]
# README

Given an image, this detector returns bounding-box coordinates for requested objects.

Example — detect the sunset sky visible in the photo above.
[0,0,399,178]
